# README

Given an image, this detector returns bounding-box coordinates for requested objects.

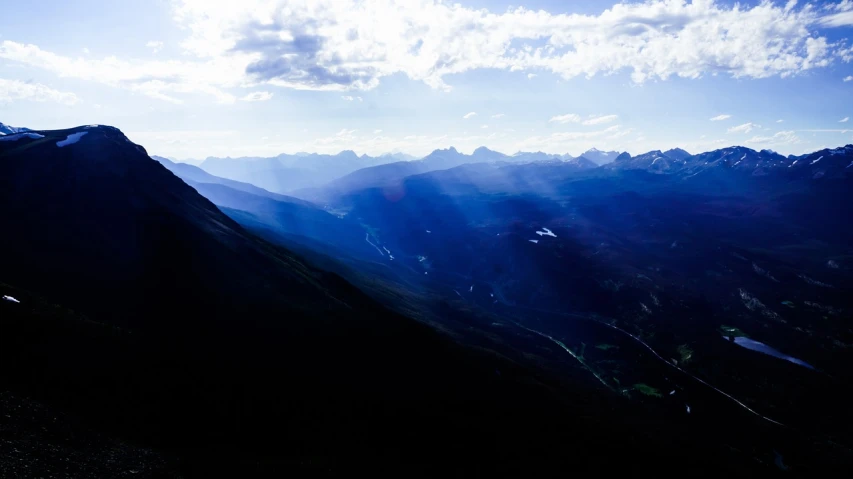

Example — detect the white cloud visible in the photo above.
[463,112,477,119]
[481,124,489,129]
[373,129,383,134]
[728,122,760,134]
[146,41,164,54]
[82,47,90,55]
[315,128,358,146]
[840,116,850,122]
[5,0,851,106]
[583,114,618,125]
[821,0,853,27]
[126,129,238,151]
[241,91,273,101]
[549,113,581,124]
[745,130,799,145]
[0,40,241,104]
[844,75,853,82]
[776,119,784,123]
[170,0,852,92]
[0,78,80,105]
[527,73,537,79]
[829,0,853,12]
[491,113,505,119]
[341,95,363,101]
[516,124,625,151]
[710,114,731,121]
[799,128,852,133]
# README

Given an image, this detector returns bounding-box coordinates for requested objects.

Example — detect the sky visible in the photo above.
[1,0,852,159]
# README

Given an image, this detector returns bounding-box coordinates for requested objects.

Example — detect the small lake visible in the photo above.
[730,337,815,370]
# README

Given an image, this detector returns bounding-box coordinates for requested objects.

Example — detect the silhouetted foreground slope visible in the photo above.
[0,126,782,476]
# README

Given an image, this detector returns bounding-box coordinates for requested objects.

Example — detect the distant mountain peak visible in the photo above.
[581,148,621,165]
[663,148,691,161]
[0,121,31,136]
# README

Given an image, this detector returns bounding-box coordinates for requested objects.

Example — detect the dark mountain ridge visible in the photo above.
[0,124,746,476]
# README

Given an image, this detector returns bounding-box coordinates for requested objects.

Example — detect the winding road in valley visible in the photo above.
[495,300,788,427]
[589,318,787,427]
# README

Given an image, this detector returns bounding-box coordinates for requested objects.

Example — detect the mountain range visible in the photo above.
[2,122,853,475]
[181,146,622,196]
[0,121,30,135]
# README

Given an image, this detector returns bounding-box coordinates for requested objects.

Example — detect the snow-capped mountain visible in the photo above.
[680,146,788,177]
[599,144,853,183]
[607,150,686,173]
[663,148,691,161]
[580,147,621,165]
[785,145,853,180]
[0,122,30,136]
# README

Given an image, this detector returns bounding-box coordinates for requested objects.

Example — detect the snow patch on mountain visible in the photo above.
[0,132,44,142]
[56,132,88,147]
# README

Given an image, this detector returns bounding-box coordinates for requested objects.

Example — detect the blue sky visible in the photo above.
[1,0,852,159]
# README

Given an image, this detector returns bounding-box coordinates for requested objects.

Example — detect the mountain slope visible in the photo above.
[152,155,312,203]
[198,150,394,193]
[664,147,691,161]
[299,146,597,201]
[0,124,731,476]
[0,121,29,135]
[293,138,853,473]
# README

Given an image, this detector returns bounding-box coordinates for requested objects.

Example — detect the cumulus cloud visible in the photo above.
[241,91,273,101]
[4,0,852,104]
[583,114,618,125]
[0,40,241,104]
[840,116,850,122]
[172,0,853,92]
[527,73,537,79]
[549,113,581,124]
[146,41,164,54]
[0,78,80,105]
[463,112,477,119]
[845,75,853,82]
[728,122,760,134]
[710,114,731,121]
